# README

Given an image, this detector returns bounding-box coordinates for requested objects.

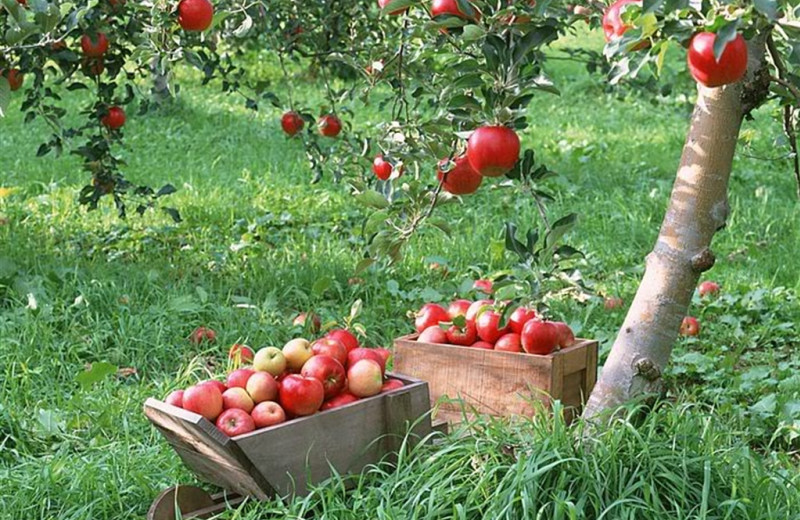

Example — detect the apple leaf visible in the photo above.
[76,362,118,390]
[753,0,778,21]
[713,22,739,63]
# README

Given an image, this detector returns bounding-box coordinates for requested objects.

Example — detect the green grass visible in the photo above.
[1,29,799,519]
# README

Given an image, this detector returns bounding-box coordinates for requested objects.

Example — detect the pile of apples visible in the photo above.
[413,299,575,355]
[164,329,402,437]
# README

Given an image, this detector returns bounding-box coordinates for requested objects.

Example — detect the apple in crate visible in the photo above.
[414,303,449,332]
[447,299,472,320]
[165,390,184,407]
[320,392,359,411]
[521,320,560,355]
[222,387,254,413]
[553,322,576,347]
[418,325,447,344]
[301,355,346,400]
[226,368,255,389]
[311,337,348,365]
[508,307,536,334]
[494,332,522,353]
[446,321,477,346]
[253,346,286,377]
[471,341,494,349]
[279,374,324,416]
[216,409,255,437]
[326,329,360,353]
[476,310,509,343]
[283,338,314,372]
[373,347,392,366]
[381,379,404,392]
[183,384,223,421]
[199,379,226,394]
[347,359,383,398]
[251,401,286,428]
[465,299,493,322]
[246,372,278,403]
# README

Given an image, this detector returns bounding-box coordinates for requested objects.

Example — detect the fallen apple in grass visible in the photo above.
[680,316,700,336]
[245,371,279,403]
[347,359,383,398]
[183,383,224,421]
[215,408,255,437]
[472,279,494,294]
[222,387,255,413]
[698,281,720,298]
[228,343,254,363]
[250,401,286,428]
[253,346,287,376]
[189,326,216,344]
[603,297,624,310]
[292,312,321,333]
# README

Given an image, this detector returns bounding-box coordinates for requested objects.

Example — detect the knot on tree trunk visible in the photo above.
[633,356,661,382]
[691,248,716,272]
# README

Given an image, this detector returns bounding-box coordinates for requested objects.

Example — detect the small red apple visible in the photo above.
[372,155,394,181]
[494,333,522,353]
[301,355,347,400]
[418,325,448,344]
[80,32,109,57]
[414,303,450,332]
[226,368,255,389]
[320,391,360,411]
[250,401,286,428]
[279,374,324,416]
[476,310,510,344]
[604,297,624,310]
[698,281,720,298]
[326,329,360,353]
[347,359,383,398]
[222,387,255,413]
[281,111,304,136]
[373,347,392,366]
[521,320,560,355]
[471,341,494,349]
[215,408,255,437]
[292,311,321,333]
[311,337,348,366]
[472,279,494,294]
[228,343,254,363]
[508,307,537,334]
[183,384,223,421]
[347,347,386,374]
[465,299,494,322]
[318,114,342,138]
[189,326,216,344]
[245,371,279,403]
[466,126,520,177]
[552,321,576,348]
[381,379,405,392]
[446,321,478,346]
[165,390,184,408]
[447,299,472,320]
[437,155,482,195]
[198,379,227,394]
[100,106,125,130]
[680,316,700,336]
[178,0,214,32]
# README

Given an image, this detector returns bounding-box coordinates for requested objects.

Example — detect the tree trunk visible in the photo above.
[150,57,172,104]
[582,37,768,422]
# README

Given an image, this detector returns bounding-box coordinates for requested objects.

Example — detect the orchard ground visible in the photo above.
[1,30,799,519]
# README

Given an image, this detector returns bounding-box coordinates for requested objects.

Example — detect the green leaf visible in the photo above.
[461,24,484,42]
[37,408,65,435]
[349,299,363,321]
[354,257,375,275]
[749,393,777,417]
[428,218,452,237]
[167,295,201,314]
[545,213,578,249]
[713,22,740,62]
[76,362,118,390]
[356,190,390,209]
[156,184,177,197]
[312,276,333,296]
[753,0,778,21]
[381,0,414,14]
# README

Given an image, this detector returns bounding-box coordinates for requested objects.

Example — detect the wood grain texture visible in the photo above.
[394,335,598,422]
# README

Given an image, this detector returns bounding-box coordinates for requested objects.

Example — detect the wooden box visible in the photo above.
[144,373,433,501]
[393,334,598,424]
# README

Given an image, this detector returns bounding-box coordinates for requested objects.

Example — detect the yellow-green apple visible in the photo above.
[381,379,405,392]
[508,307,536,334]
[183,383,223,421]
[447,299,472,320]
[418,325,448,344]
[292,312,321,333]
[320,391,359,411]
[222,387,255,413]
[414,303,450,332]
[165,390,184,407]
[552,322,576,347]
[301,355,346,399]
[189,326,216,344]
[279,374,324,416]
[226,368,255,389]
[698,281,720,298]
[446,321,477,346]
[245,372,278,403]
[476,310,510,343]
[347,359,383,398]
[215,408,255,437]
[472,279,493,294]
[347,347,387,375]
[471,340,494,349]
[250,401,286,428]
[282,338,313,372]
[253,346,286,376]
[228,343,254,363]
[680,316,700,336]
[326,329,360,353]
[521,320,559,355]
[311,337,347,365]
[465,299,493,322]
[494,333,522,353]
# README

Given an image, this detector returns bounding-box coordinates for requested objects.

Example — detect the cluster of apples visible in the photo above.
[164,329,401,437]
[413,298,575,355]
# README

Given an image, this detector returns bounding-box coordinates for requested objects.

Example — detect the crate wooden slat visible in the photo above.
[393,334,598,424]
[144,373,433,501]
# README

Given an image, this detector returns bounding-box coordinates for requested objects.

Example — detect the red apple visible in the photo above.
[301,355,347,400]
[373,155,393,181]
[446,321,478,346]
[378,0,408,15]
[602,0,641,41]
[521,320,560,355]
[680,316,700,336]
[226,368,255,389]
[417,325,448,344]
[604,297,624,310]
[698,281,720,298]
[381,379,405,392]
[182,384,223,421]
[245,371,279,403]
[222,387,255,413]
[198,379,227,394]
[347,359,383,398]
[494,333,522,353]
[508,307,537,334]
[189,326,216,344]
[165,390,184,408]
[320,391,360,411]
[476,310,510,344]
[228,343,254,363]
[311,337,348,366]
[215,408,255,437]
[687,32,748,88]
[250,401,286,428]
[279,374,324,416]
[347,347,386,374]
[318,113,342,138]
[373,347,392,366]
[471,341,494,349]
[473,279,494,294]
[282,338,313,372]
[447,299,472,320]
[253,346,287,376]
[326,329,359,353]
[281,111,304,136]
[437,155,483,195]
[292,312,321,333]
[465,299,493,322]
[414,303,450,333]
[466,126,520,177]
[552,322,576,348]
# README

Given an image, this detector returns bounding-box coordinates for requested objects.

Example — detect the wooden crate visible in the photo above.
[393,334,598,424]
[144,373,433,501]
